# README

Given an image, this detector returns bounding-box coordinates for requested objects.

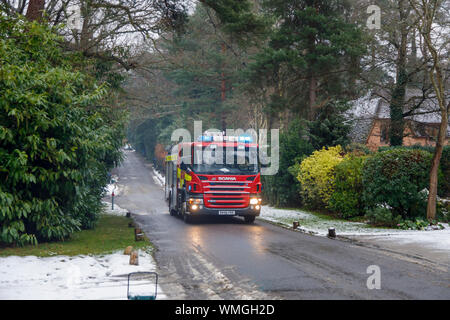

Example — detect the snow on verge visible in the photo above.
[0,251,165,300]
[102,201,128,216]
[152,167,165,188]
[258,206,450,252]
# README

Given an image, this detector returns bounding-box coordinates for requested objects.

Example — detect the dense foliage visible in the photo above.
[296,146,344,208]
[246,0,366,120]
[0,16,125,246]
[262,120,313,207]
[307,101,352,150]
[328,155,366,218]
[378,145,450,197]
[362,149,435,220]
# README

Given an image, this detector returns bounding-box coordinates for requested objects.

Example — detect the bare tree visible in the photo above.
[2,0,189,71]
[410,0,449,220]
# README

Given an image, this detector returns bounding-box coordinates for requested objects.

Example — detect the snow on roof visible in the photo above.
[347,89,450,141]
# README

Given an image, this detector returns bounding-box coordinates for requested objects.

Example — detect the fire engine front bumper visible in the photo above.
[186,205,260,217]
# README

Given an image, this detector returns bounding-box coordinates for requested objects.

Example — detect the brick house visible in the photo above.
[349,90,450,151]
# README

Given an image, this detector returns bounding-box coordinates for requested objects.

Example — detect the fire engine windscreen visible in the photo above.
[193,145,258,175]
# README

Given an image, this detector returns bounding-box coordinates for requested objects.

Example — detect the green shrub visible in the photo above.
[329,155,366,218]
[365,207,403,227]
[297,145,345,208]
[344,143,371,156]
[441,146,450,197]
[362,148,436,221]
[307,101,352,150]
[262,119,314,207]
[0,16,124,245]
[378,145,449,197]
[397,219,430,230]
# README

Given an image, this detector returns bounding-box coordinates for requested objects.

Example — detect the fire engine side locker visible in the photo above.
[165,152,178,215]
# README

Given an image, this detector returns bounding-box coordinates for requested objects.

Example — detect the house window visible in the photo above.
[380,123,389,143]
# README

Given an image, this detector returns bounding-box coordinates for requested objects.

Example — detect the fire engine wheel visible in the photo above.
[183,212,192,223]
[169,194,176,216]
[181,203,192,223]
[244,216,255,224]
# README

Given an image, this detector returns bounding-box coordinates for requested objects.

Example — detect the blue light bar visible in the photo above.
[197,135,253,143]
[197,135,213,142]
[238,135,253,143]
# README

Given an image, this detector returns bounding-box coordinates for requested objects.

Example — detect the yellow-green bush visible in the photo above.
[297,146,345,208]
[328,155,367,218]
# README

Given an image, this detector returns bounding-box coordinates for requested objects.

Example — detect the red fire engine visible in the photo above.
[164,133,262,223]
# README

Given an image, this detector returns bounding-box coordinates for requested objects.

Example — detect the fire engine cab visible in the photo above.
[164,133,262,223]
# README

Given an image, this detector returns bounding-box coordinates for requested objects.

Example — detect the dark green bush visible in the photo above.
[365,207,403,227]
[307,101,352,150]
[378,145,449,196]
[344,143,371,156]
[0,16,124,245]
[329,155,366,218]
[262,119,314,207]
[362,148,436,220]
[441,146,450,197]
[397,218,430,230]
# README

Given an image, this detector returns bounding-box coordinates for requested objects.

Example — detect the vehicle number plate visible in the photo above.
[218,210,235,215]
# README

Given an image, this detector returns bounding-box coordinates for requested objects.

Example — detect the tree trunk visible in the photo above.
[308,75,317,120]
[25,0,45,21]
[426,106,448,220]
[389,0,409,146]
[221,43,226,131]
[389,68,407,146]
[408,0,448,221]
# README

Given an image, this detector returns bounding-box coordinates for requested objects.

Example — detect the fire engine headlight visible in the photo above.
[188,198,203,205]
[250,198,261,205]
[191,204,198,211]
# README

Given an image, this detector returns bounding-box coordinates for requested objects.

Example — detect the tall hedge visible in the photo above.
[0,16,124,245]
[328,155,366,218]
[362,148,437,219]
[296,145,345,208]
[378,145,449,197]
[262,119,314,207]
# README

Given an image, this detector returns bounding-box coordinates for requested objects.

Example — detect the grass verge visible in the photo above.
[0,215,152,257]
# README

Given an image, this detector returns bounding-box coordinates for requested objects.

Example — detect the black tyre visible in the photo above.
[169,193,177,216]
[244,216,255,224]
[183,213,192,224]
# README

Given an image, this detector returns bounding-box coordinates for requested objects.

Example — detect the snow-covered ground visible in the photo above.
[104,175,124,197]
[151,167,165,188]
[258,206,450,253]
[0,251,165,300]
[102,201,128,216]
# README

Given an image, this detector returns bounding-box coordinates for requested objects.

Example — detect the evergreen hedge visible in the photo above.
[362,148,437,220]
[0,16,124,245]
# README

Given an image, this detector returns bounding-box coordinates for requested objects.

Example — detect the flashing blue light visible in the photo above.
[238,135,253,143]
[197,135,213,142]
[197,135,253,143]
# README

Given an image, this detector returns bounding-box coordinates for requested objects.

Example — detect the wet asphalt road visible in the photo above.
[112,150,450,300]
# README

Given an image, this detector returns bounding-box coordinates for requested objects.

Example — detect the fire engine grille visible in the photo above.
[208,187,246,192]
[208,182,246,186]
[203,181,250,208]
[204,194,247,207]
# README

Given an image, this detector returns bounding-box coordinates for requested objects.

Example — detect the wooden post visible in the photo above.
[129,250,139,265]
[328,228,336,238]
[135,228,144,241]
